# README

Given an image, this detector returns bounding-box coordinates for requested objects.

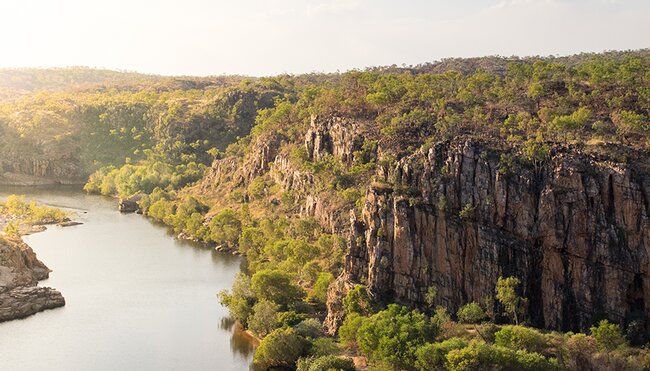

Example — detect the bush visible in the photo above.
[250,269,306,307]
[248,300,280,337]
[338,313,365,347]
[343,284,371,315]
[590,319,626,351]
[415,338,468,370]
[494,325,549,354]
[309,272,334,304]
[296,355,355,371]
[294,318,325,339]
[307,337,339,357]
[446,341,558,371]
[357,304,439,368]
[457,302,487,324]
[217,273,254,326]
[253,328,307,369]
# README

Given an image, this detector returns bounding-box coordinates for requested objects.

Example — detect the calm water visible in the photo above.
[0,186,254,371]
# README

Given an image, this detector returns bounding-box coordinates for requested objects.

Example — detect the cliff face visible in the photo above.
[0,235,65,321]
[0,156,84,185]
[329,140,650,334]
[201,113,650,335]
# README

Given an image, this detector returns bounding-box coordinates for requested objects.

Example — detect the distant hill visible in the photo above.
[0,67,158,99]
[0,67,253,100]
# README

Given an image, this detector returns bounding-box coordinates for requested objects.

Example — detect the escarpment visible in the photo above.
[329,140,650,334]
[199,113,650,336]
[0,235,65,321]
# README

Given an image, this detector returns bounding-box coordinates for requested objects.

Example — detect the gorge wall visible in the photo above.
[201,114,650,335]
[0,156,84,185]
[329,139,650,334]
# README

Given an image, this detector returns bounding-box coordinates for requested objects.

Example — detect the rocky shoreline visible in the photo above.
[0,235,65,322]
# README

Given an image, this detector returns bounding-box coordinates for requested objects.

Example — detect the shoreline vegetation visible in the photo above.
[0,195,73,236]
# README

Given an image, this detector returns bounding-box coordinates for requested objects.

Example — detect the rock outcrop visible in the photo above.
[0,157,84,185]
[0,235,65,321]
[119,194,144,213]
[327,140,650,334]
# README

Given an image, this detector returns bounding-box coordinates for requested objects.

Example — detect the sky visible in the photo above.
[0,0,648,76]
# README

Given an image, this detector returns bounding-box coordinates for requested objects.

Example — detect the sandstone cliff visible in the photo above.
[200,113,650,336]
[0,156,84,185]
[0,235,65,321]
[327,139,650,334]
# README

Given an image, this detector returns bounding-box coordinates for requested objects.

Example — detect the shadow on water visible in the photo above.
[220,317,258,358]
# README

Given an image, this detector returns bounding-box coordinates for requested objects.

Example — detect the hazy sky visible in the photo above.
[0,0,648,76]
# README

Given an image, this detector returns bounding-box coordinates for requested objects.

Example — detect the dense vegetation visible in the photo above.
[2,50,650,369]
[0,195,69,235]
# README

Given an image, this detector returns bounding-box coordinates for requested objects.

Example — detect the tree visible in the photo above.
[253,328,307,369]
[217,273,255,326]
[343,284,371,315]
[296,355,355,371]
[250,269,306,307]
[496,276,526,325]
[549,107,591,141]
[338,313,365,348]
[415,338,468,371]
[208,208,242,247]
[457,302,488,340]
[356,304,439,368]
[612,110,649,140]
[590,319,626,351]
[494,325,548,355]
[248,300,280,337]
[309,272,334,304]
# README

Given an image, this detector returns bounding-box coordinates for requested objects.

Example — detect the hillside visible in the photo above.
[3,50,650,369]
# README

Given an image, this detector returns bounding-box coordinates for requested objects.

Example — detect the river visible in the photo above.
[0,186,254,371]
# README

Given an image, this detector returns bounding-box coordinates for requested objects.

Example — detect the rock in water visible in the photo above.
[0,235,65,322]
[0,287,65,321]
[118,194,143,213]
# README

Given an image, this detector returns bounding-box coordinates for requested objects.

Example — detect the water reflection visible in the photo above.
[220,317,257,359]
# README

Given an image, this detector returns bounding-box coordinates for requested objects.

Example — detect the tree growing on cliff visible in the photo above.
[496,276,527,325]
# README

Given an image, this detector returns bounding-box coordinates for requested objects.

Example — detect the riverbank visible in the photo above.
[0,195,71,322]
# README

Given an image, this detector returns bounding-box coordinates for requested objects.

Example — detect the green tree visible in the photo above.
[208,208,242,246]
[248,300,280,337]
[338,313,365,348]
[457,302,488,341]
[296,355,355,371]
[590,319,626,351]
[356,304,439,369]
[253,327,307,369]
[415,338,468,371]
[343,284,371,315]
[496,276,526,325]
[217,273,255,326]
[250,269,306,307]
[309,272,334,304]
[494,325,549,355]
